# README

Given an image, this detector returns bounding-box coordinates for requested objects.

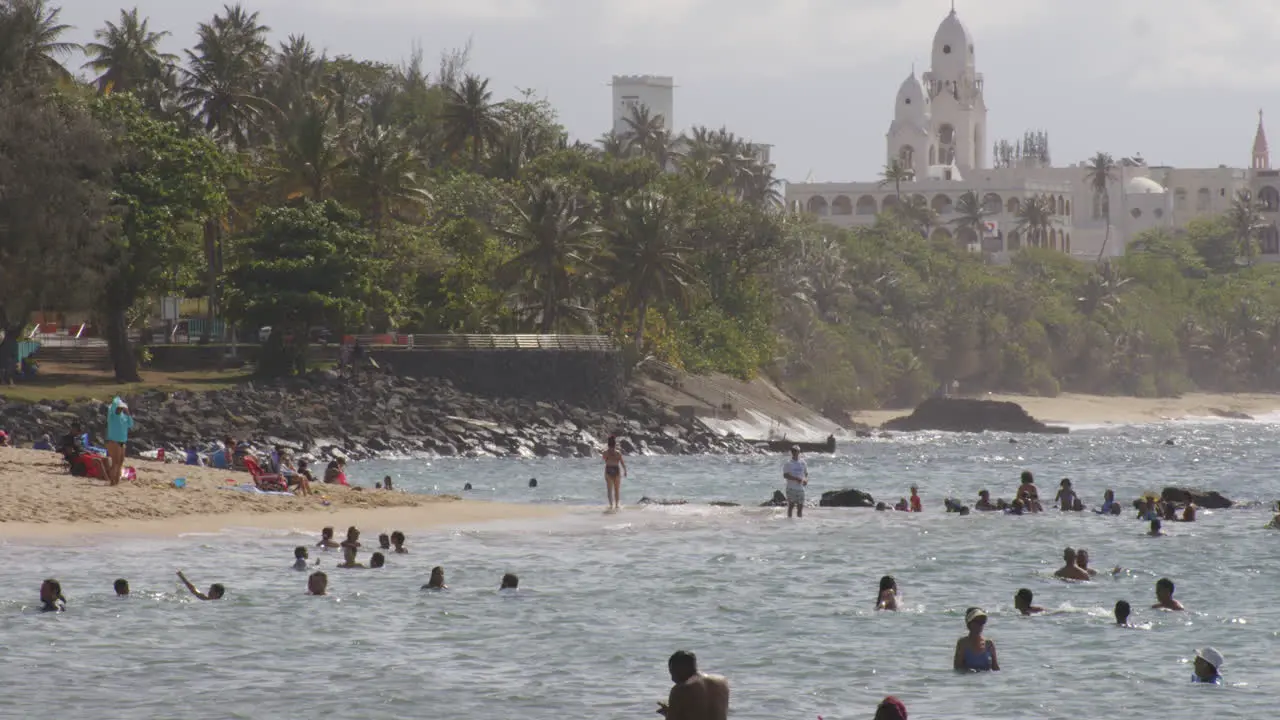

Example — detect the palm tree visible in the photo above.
[343,120,425,231]
[1014,194,1059,249]
[495,180,602,333]
[441,73,503,170]
[180,3,271,149]
[0,0,79,79]
[605,192,700,350]
[270,93,343,201]
[1084,152,1117,259]
[619,105,666,161]
[1226,189,1267,266]
[82,8,176,95]
[878,159,914,200]
[950,191,989,247]
[894,195,936,237]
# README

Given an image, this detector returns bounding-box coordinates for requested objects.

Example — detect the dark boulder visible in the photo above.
[637,497,688,506]
[1208,408,1253,421]
[819,488,876,508]
[760,490,788,507]
[1162,487,1233,509]
[881,398,1068,434]
[709,501,741,507]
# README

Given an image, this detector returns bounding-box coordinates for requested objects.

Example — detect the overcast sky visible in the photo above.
[55,0,1280,182]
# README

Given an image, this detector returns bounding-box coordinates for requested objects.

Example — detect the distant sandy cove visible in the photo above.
[0,447,561,540]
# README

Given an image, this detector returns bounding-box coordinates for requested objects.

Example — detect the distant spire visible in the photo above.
[1254,109,1270,170]
[951,0,956,13]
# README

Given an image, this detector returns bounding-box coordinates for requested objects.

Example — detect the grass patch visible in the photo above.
[0,366,253,404]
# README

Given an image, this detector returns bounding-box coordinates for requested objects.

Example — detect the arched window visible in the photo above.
[1006,197,1021,214]
[881,195,900,211]
[1261,225,1280,255]
[1057,196,1065,215]
[1006,230,1021,250]
[1065,200,1071,216]
[1174,188,1188,211]
[929,145,936,165]
[831,196,853,215]
[938,124,955,145]
[899,145,915,167]
[1260,186,1280,212]
[931,194,953,214]
[930,227,953,243]
[1130,207,1142,219]
[1196,188,1211,211]
[855,195,878,216]
[982,193,1002,215]
[806,196,829,216]
[956,227,978,249]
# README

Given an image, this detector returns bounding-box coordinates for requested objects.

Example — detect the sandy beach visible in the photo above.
[0,447,562,539]
[851,392,1280,428]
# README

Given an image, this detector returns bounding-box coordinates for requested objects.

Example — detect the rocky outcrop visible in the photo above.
[637,497,688,506]
[881,398,1069,434]
[819,489,876,508]
[1162,487,1233,509]
[761,490,788,507]
[1208,408,1253,421]
[0,372,762,461]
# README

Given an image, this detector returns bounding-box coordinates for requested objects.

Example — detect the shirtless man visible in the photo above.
[1152,577,1184,611]
[658,650,728,720]
[1053,547,1091,581]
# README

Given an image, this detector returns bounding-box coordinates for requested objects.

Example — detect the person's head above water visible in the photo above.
[378,533,391,549]
[607,435,617,449]
[668,650,698,684]
[874,696,908,720]
[1077,549,1091,566]
[40,579,65,608]
[321,527,334,540]
[1104,489,1115,501]
[1194,647,1224,679]
[964,607,987,631]
[427,566,446,587]
[501,573,519,590]
[879,576,897,594]
[308,571,328,596]
[1156,577,1175,599]
[1014,588,1034,609]
[1115,600,1131,624]
[370,552,386,569]
[1020,470,1034,484]
[294,546,308,560]
[979,489,990,498]
[345,526,359,542]
[1062,547,1077,564]
[208,583,225,599]
[114,578,129,596]
[391,531,405,548]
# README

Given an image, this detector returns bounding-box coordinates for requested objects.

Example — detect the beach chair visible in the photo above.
[243,456,289,493]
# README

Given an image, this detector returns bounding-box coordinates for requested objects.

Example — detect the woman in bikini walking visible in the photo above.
[602,435,627,509]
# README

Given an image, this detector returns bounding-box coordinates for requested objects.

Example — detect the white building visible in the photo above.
[609,74,773,166]
[785,6,1280,260]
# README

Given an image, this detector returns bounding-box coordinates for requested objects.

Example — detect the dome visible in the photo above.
[1125,176,1165,194]
[931,9,975,72]
[894,71,928,120]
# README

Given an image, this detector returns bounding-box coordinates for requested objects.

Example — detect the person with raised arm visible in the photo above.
[176,571,224,601]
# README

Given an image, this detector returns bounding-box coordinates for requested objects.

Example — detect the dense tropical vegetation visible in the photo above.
[4,1,1280,416]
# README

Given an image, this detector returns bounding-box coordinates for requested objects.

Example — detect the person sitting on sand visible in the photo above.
[1153,577,1184,611]
[1055,478,1078,512]
[909,486,922,512]
[114,578,129,597]
[369,552,386,569]
[422,567,448,590]
[293,546,309,571]
[876,576,899,611]
[323,459,349,486]
[1054,547,1092,581]
[390,531,408,554]
[1181,501,1197,522]
[657,650,729,720]
[307,571,328,596]
[1115,600,1132,626]
[337,545,364,569]
[1014,588,1044,615]
[954,608,1000,672]
[32,433,53,451]
[1149,519,1165,536]
[500,573,519,590]
[317,527,339,549]
[40,579,66,612]
[287,459,314,496]
[176,571,224,601]
[874,696,908,720]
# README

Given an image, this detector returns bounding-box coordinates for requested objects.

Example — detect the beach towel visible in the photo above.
[221,485,295,498]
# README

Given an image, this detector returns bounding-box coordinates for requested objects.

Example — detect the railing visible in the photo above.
[391,334,617,351]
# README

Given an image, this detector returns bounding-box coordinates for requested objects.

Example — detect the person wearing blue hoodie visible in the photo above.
[105,397,134,486]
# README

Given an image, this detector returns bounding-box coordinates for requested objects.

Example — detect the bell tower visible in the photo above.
[1253,109,1270,170]
[921,5,987,171]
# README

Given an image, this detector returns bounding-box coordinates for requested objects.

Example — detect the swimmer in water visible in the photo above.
[307,571,328,596]
[40,579,66,612]
[953,608,999,672]
[293,546,309,570]
[176,571,224,601]
[1270,502,1280,528]
[337,544,365,569]
[1149,518,1165,536]
[317,526,339,549]
[876,576,899,611]
[782,446,808,519]
[1181,501,1196,522]
[1054,547,1092,581]
[602,435,627,510]
[975,489,997,511]
[114,578,130,597]
[1114,600,1132,626]
[1055,478,1078,512]
[343,526,361,549]
[422,566,447,590]
[500,573,519,590]
[369,552,386,569]
[909,486,922,512]
[1191,647,1224,685]
[1075,549,1100,577]
[378,533,391,550]
[1153,577,1184,611]
[657,650,730,720]
[1097,489,1119,515]
[391,531,408,554]
[1014,588,1044,615]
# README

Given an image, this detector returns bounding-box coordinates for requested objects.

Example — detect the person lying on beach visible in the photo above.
[114,579,129,596]
[307,572,328,596]
[40,579,66,612]
[1054,547,1092,581]
[317,527,340,549]
[501,573,519,590]
[391,531,408,554]
[1153,577,1184,611]
[337,545,364,569]
[369,552,386,569]
[1014,588,1044,615]
[176,571,224,601]
[876,576,899,611]
[293,547,309,570]
[657,650,729,720]
[422,567,448,590]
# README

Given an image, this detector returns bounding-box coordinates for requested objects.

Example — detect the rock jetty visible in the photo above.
[0,372,761,461]
[1161,487,1233,509]
[881,397,1069,434]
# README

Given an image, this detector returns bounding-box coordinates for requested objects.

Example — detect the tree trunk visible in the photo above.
[105,299,141,382]
[633,300,648,352]
[202,218,220,343]
[0,323,21,386]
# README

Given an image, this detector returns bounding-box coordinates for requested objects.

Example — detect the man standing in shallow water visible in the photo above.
[782,446,808,519]
[657,650,728,720]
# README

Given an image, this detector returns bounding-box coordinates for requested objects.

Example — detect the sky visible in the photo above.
[54,0,1280,183]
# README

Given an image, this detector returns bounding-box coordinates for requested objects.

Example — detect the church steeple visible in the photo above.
[1253,109,1270,170]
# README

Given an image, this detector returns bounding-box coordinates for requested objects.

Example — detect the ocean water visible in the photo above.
[4,420,1280,719]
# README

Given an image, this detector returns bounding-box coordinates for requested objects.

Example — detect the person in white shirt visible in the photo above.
[782,446,809,518]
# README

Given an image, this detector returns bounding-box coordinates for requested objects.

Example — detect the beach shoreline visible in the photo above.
[0,447,564,540]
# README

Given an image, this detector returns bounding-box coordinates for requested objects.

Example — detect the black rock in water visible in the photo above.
[881,398,1068,434]
[819,489,876,508]
[1162,487,1233,509]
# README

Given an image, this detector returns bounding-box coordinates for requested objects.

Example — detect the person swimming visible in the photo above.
[1097,489,1120,515]
[500,573,519,590]
[337,545,364,569]
[307,571,328,596]
[422,566,448,590]
[1075,549,1100,577]
[40,579,66,612]
[343,526,361,548]
[909,486,922,512]
[293,546,309,570]
[1055,478,1078,512]
[657,650,730,720]
[1149,518,1165,536]
[975,489,997,511]
[602,435,627,510]
[369,552,386,569]
[1153,577,1184,611]
[1191,647,1224,684]
[874,696,908,720]
[114,578,129,597]
[876,576,899,611]
[1054,547,1091,581]
[378,533,391,550]
[953,608,999,672]
[317,527,339,549]
[1115,600,1132,626]
[1181,501,1197,522]
[176,571,224,601]
[1014,588,1044,615]
[390,531,408,554]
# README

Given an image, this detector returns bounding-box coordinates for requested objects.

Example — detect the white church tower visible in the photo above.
[886,69,931,178]
[919,5,987,172]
